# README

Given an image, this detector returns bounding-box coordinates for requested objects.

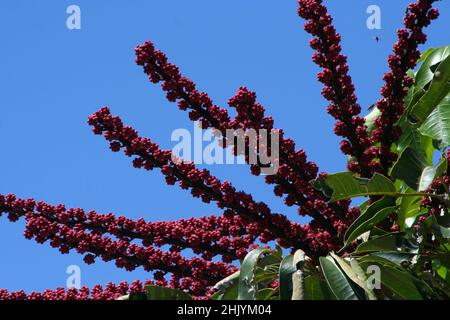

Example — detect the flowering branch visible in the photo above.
[372,0,439,174]
[297,0,376,177]
[0,194,252,262]
[88,107,337,256]
[0,281,144,300]
[0,195,234,295]
[134,41,359,240]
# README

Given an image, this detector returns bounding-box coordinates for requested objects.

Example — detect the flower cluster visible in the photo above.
[297,0,375,177]
[135,41,231,131]
[372,0,439,174]
[0,194,235,295]
[0,194,252,262]
[135,41,358,241]
[228,87,360,235]
[0,281,144,300]
[88,107,336,255]
[1,0,442,300]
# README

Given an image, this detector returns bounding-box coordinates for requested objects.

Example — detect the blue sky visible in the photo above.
[0,0,448,292]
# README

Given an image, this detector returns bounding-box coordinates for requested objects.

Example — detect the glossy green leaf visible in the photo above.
[238,247,273,300]
[144,285,192,300]
[212,271,240,300]
[344,206,397,247]
[319,256,359,300]
[396,191,422,231]
[390,147,431,189]
[418,156,448,191]
[419,98,450,147]
[303,275,333,300]
[330,253,377,300]
[414,45,450,91]
[349,258,377,300]
[396,116,434,158]
[312,172,396,201]
[256,288,275,300]
[409,54,450,124]
[343,197,395,248]
[279,255,296,300]
[355,234,398,253]
[370,252,415,267]
[359,258,423,300]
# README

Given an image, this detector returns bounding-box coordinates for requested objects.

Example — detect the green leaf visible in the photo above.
[303,275,333,300]
[238,247,273,300]
[396,190,423,231]
[416,47,436,64]
[344,197,395,245]
[330,253,377,300]
[256,288,275,300]
[355,234,398,253]
[144,285,192,300]
[409,54,450,124]
[419,98,450,147]
[319,256,359,300]
[349,258,377,300]
[359,257,423,300]
[396,116,434,158]
[312,172,396,201]
[390,147,431,189]
[212,271,240,300]
[344,206,397,248]
[279,255,296,300]
[414,46,450,92]
[427,216,450,239]
[370,252,415,267]
[418,156,448,191]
